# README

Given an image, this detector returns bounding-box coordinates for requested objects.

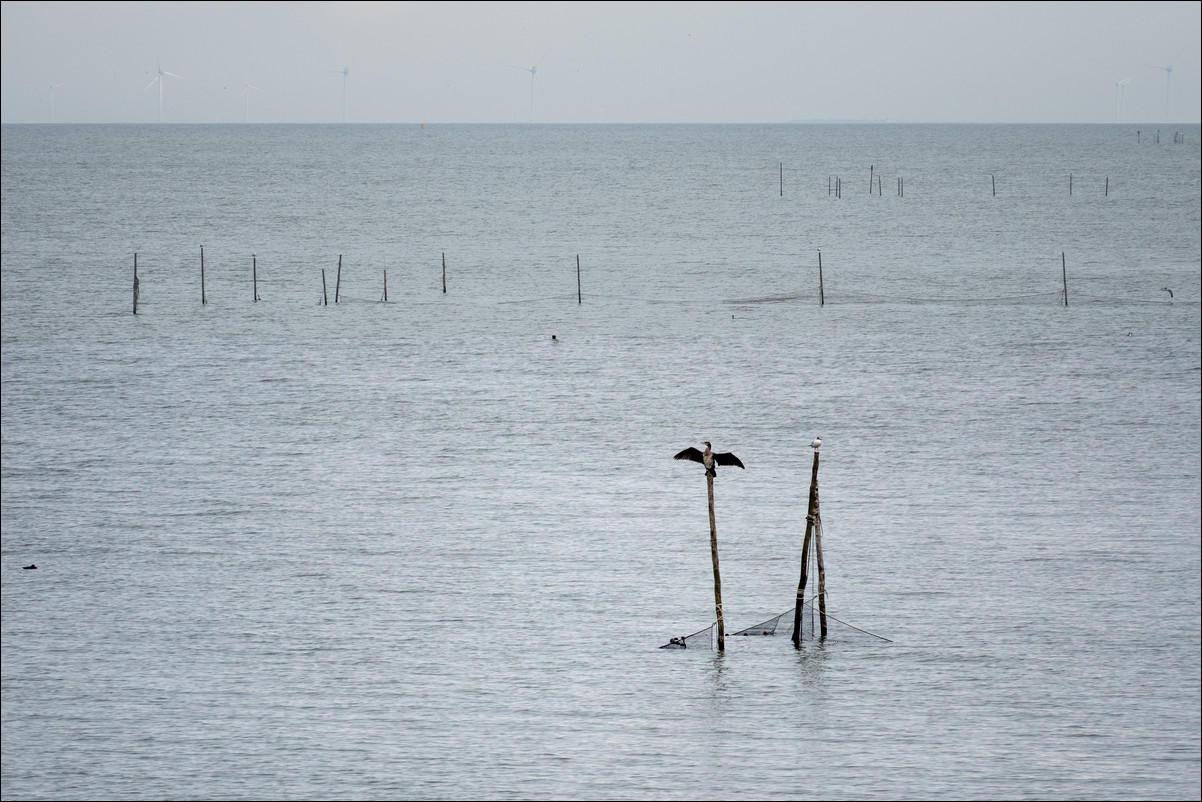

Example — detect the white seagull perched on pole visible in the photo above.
[812,436,822,450]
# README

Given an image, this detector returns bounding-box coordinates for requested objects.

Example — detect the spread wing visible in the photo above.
[674,447,704,464]
[714,451,744,469]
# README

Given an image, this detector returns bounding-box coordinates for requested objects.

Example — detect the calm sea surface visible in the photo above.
[2,123,1200,800]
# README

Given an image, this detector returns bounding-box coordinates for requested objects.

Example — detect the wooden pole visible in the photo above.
[818,250,825,307]
[780,162,783,196]
[322,269,328,306]
[878,175,882,196]
[706,471,725,652]
[1062,252,1068,307]
[253,254,259,302]
[992,174,996,196]
[792,449,820,646]
[383,269,388,302]
[576,254,582,304]
[869,164,873,193]
[813,482,828,638]
[1069,173,1073,195]
[335,255,342,304]
[442,252,447,294]
[1105,177,1109,197]
[133,253,139,315]
[828,176,832,196]
[200,245,206,305]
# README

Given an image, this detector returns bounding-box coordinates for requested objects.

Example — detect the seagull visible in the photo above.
[674,441,744,477]
[812,436,822,450]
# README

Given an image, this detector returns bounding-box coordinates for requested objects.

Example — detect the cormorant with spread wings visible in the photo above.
[674,441,744,477]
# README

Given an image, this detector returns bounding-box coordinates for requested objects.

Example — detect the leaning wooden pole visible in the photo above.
[133,253,139,315]
[1062,252,1068,307]
[706,471,725,652]
[442,252,447,294]
[383,269,388,302]
[812,480,828,638]
[792,449,820,646]
[577,254,582,304]
[322,269,328,306]
[335,255,342,304]
[200,245,207,305]
[818,250,825,307]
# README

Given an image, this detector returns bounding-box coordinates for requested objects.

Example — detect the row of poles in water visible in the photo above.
[783,163,1122,198]
[130,246,1076,315]
[131,246,585,314]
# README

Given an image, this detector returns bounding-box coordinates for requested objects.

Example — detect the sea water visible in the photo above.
[2,123,1199,799]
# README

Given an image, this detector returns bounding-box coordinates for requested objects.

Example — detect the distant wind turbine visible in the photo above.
[144,61,181,123]
[511,52,547,123]
[331,63,350,123]
[49,82,65,123]
[240,79,262,123]
[1113,77,1130,123]
[1148,45,1186,122]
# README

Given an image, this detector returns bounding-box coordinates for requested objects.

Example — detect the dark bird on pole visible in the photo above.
[674,441,744,477]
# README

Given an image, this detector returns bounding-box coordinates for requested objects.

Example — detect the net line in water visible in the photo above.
[661,600,890,650]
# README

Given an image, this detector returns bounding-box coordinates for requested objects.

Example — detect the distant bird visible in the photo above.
[674,441,744,477]
[812,436,822,450]
[1162,287,1174,299]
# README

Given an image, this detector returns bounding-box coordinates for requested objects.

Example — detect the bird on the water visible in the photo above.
[812,436,822,450]
[674,441,744,477]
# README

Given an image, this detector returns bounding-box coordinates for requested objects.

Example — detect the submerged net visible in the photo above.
[663,600,890,649]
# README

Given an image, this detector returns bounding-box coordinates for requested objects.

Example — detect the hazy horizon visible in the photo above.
[2,1,1200,126]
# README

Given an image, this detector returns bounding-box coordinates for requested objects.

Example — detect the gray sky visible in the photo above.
[2,1,1199,124]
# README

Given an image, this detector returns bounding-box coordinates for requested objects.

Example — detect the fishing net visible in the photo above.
[659,622,715,650]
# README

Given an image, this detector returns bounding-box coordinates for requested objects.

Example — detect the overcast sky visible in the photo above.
[2,1,1199,125]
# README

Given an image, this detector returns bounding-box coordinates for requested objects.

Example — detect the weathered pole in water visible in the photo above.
[577,255,582,304]
[992,174,996,196]
[133,253,139,315]
[1105,177,1109,197]
[1069,173,1073,195]
[322,269,328,306]
[335,255,342,304]
[383,269,388,302]
[780,162,783,196]
[706,470,725,652]
[792,448,821,646]
[442,252,447,293]
[818,250,825,307]
[200,245,207,305]
[812,483,828,638]
[253,254,259,302]
[1062,252,1068,307]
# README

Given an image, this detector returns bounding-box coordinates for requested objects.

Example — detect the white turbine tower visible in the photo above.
[144,61,182,123]
[1113,77,1130,123]
[49,82,65,123]
[511,52,547,123]
[1149,46,1186,122]
[332,64,350,123]
[241,79,262,123]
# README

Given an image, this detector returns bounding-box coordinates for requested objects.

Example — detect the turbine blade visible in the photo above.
[164,71,182,79]
[144,76,159,92]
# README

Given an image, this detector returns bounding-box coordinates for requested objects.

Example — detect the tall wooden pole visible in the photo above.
[813,482,828,638]
[792,449,820,646]
[706,471,725,652]
[384,269,388,302]
[133,253,139,315]
[1062,252,1068,307]
[818,250,825,307]
[576,254,582,304]
[335,255,342,304]
[869,164,873,193]
[780,162,783,196]
[253,254,259,302]
[200,245,206,305]
[442,252,447,293]
[322,269,328,306]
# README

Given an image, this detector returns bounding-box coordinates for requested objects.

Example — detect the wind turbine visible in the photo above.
[49,82,65,123]
[331,63,350,122]
[1113,77,1130,123]
[144,61,181,123]
[511,52,547,123]
[1148,45,1186,122]
[240,79,262,123]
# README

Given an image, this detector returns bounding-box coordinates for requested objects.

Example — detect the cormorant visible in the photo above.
[674,441,744,477]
